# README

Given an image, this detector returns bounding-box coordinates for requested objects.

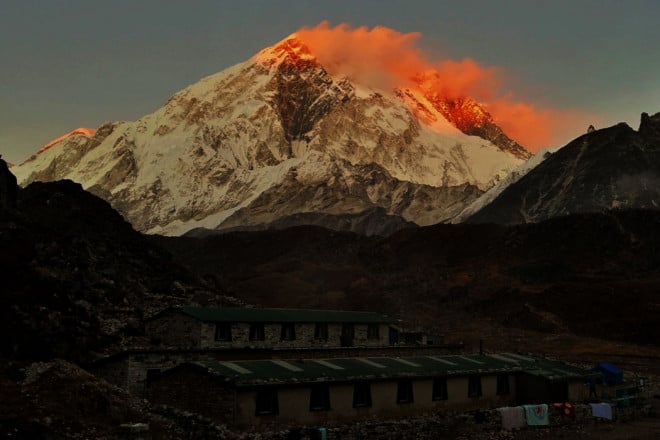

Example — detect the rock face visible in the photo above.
[13,36,527,236]
[467,112,660,224]
[0,159,18,211]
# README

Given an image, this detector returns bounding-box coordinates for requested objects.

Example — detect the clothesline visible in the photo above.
[497,401,614,430]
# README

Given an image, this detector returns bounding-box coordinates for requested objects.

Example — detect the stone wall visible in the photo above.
[148,369,516,430]
[145,311,202,348]
[92,355,129,390]
[147,369,236,425]
[234,374,514,430]
[198,323,390,349]
[127,352,202,396]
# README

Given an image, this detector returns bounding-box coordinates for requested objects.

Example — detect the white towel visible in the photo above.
[498,406,526,430]
[590,402,613,420]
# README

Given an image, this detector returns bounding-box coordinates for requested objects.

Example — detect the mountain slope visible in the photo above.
[13,36,527,235]
[0,160,224,362]
[154,209,660,346]
[467,112,660,224]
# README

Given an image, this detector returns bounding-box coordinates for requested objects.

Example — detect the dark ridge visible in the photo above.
[154,209,660,346]
[1,174,218,362]
[467,112,660,224]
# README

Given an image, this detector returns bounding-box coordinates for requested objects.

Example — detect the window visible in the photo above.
[353,382,372,408]
[367,324,380,340]
[255,388,279,415]
[468,375,482,398]
[432,377,448,401]
[280,323,296,341]
[497,374,510,395]
[341,323,355,346]
[214,323,232,341]
[341,323,355,339]
[249,323,265,341]
[314,323,328,340]
[309,384,331,411]
[396,379,414,404]
[144,368,161,390]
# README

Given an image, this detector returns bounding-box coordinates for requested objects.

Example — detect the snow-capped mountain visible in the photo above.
[466,112,660,224]
[13,36,528,235]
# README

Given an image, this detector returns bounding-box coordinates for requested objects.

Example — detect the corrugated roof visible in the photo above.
[175,306,393,324]
[157,353,590,386]
[522,359,591,381]
[167,353,536,386]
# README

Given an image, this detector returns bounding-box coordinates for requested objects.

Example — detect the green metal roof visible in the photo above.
[156,352,590,387]
[174,306,393,324]
[158,352,587,387]
[520,361,593,381]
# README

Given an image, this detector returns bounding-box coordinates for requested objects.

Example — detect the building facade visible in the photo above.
[145,307,395,350]
[147,353,589,429]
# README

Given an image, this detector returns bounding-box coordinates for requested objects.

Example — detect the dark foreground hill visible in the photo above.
[0,159,223,362]
[155,209,660,346]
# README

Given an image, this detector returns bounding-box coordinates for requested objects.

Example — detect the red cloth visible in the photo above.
[552,402,576,419]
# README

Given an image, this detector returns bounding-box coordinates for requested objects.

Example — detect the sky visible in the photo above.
[1,0,658,164]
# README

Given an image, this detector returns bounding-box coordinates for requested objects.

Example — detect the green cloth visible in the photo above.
[523,404,549,426]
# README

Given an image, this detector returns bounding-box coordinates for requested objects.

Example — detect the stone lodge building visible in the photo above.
[147,353,590,429]
[145,307,396,349]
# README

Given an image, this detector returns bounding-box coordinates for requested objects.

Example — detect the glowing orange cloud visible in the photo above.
[296,22,592,152]
[39,128,97,154]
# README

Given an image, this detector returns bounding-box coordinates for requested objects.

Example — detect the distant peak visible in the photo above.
[38,128,97,154]
[638,111,660,137]
[252,34,316,67]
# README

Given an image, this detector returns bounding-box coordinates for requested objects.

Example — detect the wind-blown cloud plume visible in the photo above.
[296,22,591,152]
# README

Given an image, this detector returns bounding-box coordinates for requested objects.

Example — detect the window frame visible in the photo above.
[367,324,380,340]
[352,381,372,408]
[432,377,448,401]
[314,322,329,340]
[341,323,355,339]
[496,374,510,395]
[249,323,265,341]
[396,379,414,404]
[280,323,296,341]
[468,375,482,398]
[255,388,279,416]
[214,322,232,342]
[309,383,331,411]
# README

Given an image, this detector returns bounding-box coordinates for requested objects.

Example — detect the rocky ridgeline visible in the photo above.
[0,162,231,362]
[468,112,660,224]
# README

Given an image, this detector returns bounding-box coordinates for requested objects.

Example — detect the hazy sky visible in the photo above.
[1,0,658,164]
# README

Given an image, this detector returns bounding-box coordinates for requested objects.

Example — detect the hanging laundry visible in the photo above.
[552,402,576,419]
[498,406,526,430]
[589,402,613,420]
[523,404,549,426]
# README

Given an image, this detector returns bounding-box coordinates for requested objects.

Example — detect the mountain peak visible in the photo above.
[14,33,528,236]
[412,74,530,160]
[639,111,660,138]
[253,35,317,68]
